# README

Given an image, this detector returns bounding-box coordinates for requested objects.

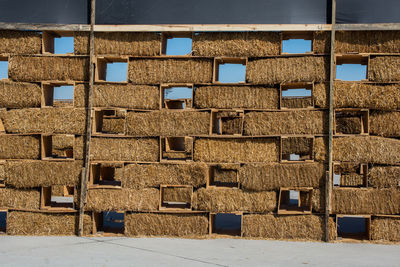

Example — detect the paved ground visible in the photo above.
[0,236,399,267]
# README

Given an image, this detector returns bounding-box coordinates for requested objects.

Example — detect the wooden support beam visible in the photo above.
[336,23,400,31]
[0,22,90,31]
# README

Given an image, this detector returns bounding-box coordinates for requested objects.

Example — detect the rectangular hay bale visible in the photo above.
[369,111,400,137]
[371,217,400,242]
[0,135,40,159]
[313,31,331,54]
[369,56,400,82]
[0,188,40,210]
[0,30,42,54]
[369,166,400,188]
[336,31,400,54]
[0,81,41,108]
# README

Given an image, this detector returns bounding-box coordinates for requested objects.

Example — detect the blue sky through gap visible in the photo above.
[166,38,192,55]
[336,64,367,81]
[164,87,192,100]
[54,37,74,54]
[282,39,312,54]
[219,64,246,83]
[54,86,74,100]
[0,61,8,79]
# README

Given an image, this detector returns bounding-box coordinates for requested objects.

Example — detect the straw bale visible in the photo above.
[336,31,400,54]
[52,134,74,150]
[194,138,279,163]
[242,214,335,241]
[119,163,207,189]
[243,111,328,136]
[313,82,329,108]
[125,212,208,237]
[0,135,40,159]
[314,137,328,162]
[281,97,313,109]
[95,32,161,55]
[369,56,400,82]
[73,136,85,160]
[89,137,159,161]
[335,162,360,173]
[311,188,324,213]
[102,118,125,134]
[9,56,89,82]
[370,111,400,137]
[313,31,331,54]
[93,84,159,109]
[126,111,209,136]
[335,114,362,134]
[192,188,276,213]
[332,82,400,110]
[371,217,400,242]
[73,32,89,55]
[5,160,82,188]
[332,188,400,214]
[129,58,213,84]
[192,32,280,57]
[369,166,400,188]
[0,188,40,209]
[0,81,41,108]
[162,187,192,203]
[51,185,65,196]
[7,211,91,235]
[246,56,329,84]
[332,136,400,165]
[281,137,313,155]
[86,188,159,212]
[340,174,365,187]
[213,164,239,184]
[0,30,41,54]
[1,108,86,134]
[73,83,88,107]
[239,163,325,191]
[0,163,4,180]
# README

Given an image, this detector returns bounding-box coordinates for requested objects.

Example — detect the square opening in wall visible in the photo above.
[337,216,370,240]
[281,137,313,162]
[43,31,74,54]
[42,83,74,107]
[281,83,313,109]
[93,109,126,135]
[94,211,125,235]
[162,86,193,109]
[0,58,8,80]
[278,188,312,214]
[0,211,6,234]
[335,109,368,135]
[41,186,75,210]
[211,213,242,236]
[96,57,128,82]
[90,163,122,187]
[209,165,239,188]
[41,135,74,159]
[162,33,192,56]
[161,137,193,161]
[212,111,244,135]
[281,32,313,54]
[160,185,193,210]
[214,58,246,83]
[336,55,368,81]
[333,163,368,188]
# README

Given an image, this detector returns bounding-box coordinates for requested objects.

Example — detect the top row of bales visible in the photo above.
[2,30,400,56]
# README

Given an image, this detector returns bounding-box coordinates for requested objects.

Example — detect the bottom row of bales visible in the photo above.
[3,211,400,242]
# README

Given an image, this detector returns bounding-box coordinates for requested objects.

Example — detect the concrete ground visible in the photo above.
[0,237,399,267]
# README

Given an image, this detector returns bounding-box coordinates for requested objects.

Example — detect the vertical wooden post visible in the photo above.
[326,0,336,242]
[78,0,95,236]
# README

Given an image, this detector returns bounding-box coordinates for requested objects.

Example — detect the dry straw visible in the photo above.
[86,188,159,212]
[0,30,42,54]
[336,31,400,54]
[194,85,279,109]
[73,83,88,108]
[340,174,365,187]
[0,135,40,159]
[194,138,279,163]
[313,31,331,54]
[102,118,125,134]
[239,163,325,191]
[119,163,207,189]
[243,110,328,136]
[129,58,213,84]
[73,32,89,55]
[0,188,40,209]
[369,56,400,82]
[281,137,313,155]
[193,188,277,213]
[369,166,400,188]
[9,56,89,82]
[335,114,362,134]
[5,161,82,188]
[246,56,329,84]
[313,82,329,108]
[371,217,400,242]
[192,32,280,57]
[369,111,400,137]
[280,97,313,109]
[0,81,41,108]
[125,213,209,237]
[162,187,192,203]
[213,164,239,183]
[126,111,210,136]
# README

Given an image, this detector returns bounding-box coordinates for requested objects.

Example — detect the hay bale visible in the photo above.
[336,31,400,54]
[0,188,40,209]
[340,174,365,187]
[193,188,276,213]
[314,137,328,162]
[194,138,279,163]
[213,164,239,184]
[73,32,89,55]
[102,118,125,134]
[0,30,42,54]
[246,56,329,84]
[7,211,91,236]
[371,217,400,242]
[1,108,86,134]
[370,111,400,137]
[162,187,192,203]
[242,214,335,241]
[125,212,208,237]
[281,137,313,155]
[369,166,400,188]
[52,134,74,150]
[332,188,400,214]
[369,56,400,82]
[281,97,313,109]
[335,114,362,134]
[333,136,400,165]
[5,160,82,188]
[243,111,328,135]
[239,163,325,191]
[9,56,89,82]
[73,83,88,108]
[126,111,209,136]
[311,188,325,213]
[313,82,329,108]
[313,31,331,54]
[92,84,159,109]
[0,135,40,159]
[192,32,280,57]
[333,82,400,110]
[73,136,85,160]
[129,58,213,84]
[119,163,207,189]
[194,85,279,109]
[90,137,159,161]
[86,188,159,212]
[0,81,41,108]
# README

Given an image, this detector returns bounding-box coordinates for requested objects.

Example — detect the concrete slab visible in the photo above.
[0,237,399,267]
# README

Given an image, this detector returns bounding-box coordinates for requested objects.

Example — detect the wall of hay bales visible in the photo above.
[1,29,399,243]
